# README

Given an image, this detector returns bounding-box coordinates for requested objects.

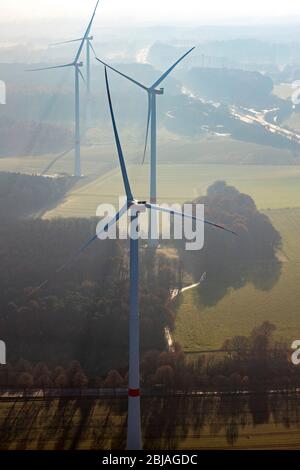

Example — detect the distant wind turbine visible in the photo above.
[94,47,195,239]
[35,66,236,449]
[50,34,98,128]
[27,0,100,177]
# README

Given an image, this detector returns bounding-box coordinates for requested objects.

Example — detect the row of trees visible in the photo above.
[0,360,88,389]
[138,322,299,391]
[1,322,299,392]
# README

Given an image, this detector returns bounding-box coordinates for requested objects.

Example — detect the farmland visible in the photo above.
[2,143,298,353]
[0,129,299,219]
[1,142,300,355]
[1,394,300,450]
[174,207,300,351]
[0,134,299,174]
[43,163,300,218]
[0,144,118,177]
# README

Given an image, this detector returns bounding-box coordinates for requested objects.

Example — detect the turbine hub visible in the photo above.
[131,201,147,214]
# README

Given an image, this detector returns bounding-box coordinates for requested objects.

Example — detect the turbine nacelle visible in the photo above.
[130,201,147,214]
[153,88,164,95]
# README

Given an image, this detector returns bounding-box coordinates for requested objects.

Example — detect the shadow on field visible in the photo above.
[176,181,283,307]
[141,392,300,449]
[195,258,282,307]
[1,393,300,449]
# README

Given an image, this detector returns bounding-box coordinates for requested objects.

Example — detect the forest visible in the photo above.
[177,181,282,305]
[0,172,73,218]
[186,67,275,107]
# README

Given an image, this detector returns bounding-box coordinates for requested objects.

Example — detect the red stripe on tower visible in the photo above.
[128,388,140,397]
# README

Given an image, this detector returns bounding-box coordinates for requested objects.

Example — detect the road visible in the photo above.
[231,105,300,145]
[181,84,300,145]
[166,273,207,352]
[164,326,175,352]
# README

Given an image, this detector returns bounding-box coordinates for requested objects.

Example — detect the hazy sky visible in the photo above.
[3,0,300,23]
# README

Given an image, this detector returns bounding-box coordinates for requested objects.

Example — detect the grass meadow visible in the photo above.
[174,208,300,351]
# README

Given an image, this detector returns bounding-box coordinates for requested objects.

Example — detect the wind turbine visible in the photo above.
[28,0,100,177]
[36,66,236,449]
[50,35,97,128]
[94,47,195,239]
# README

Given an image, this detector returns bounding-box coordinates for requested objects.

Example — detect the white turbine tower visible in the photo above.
[36,67,237,449]
[28,0,100,177]
[94,48,195,239]
[50,34,97,128]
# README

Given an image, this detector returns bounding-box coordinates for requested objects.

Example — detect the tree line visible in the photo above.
[1,322,299,392]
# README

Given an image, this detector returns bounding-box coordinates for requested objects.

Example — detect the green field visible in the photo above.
[0,134,298,176]
[43,163,300,218]
[1,395,300,450]
[0,145,119,177]
[174,207,300,350]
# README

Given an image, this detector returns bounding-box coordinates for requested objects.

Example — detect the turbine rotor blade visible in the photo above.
[26,63,74,72]
[31,202,129,294]
[78,68,86,84]
[142,94,152,164]
[95,57,149,91]
[145,203,238,236]
[104,67,134,201]
[150,47,195,90]
[50,38,83,46]
[57,202,129,273]
[74,0,100,63]
[89,41,97,57]
[42,147,74,175]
